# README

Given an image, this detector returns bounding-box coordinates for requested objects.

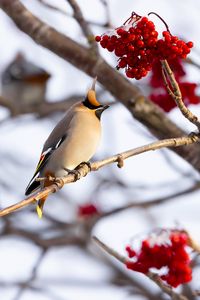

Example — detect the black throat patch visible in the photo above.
[82,97,101,110]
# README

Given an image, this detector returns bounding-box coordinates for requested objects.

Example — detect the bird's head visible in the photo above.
[82,77,109,119]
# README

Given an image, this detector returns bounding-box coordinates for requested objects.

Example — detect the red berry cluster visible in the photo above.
[125,230,192,287]
[95,13,193,80]
[78,203,100,218]
[149,59,199,112]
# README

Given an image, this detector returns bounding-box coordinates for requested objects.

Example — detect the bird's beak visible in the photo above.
[96,104,109,114]
[102,104,109,110]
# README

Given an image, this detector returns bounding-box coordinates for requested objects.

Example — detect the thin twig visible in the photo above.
[186,232,200,254]
[3,0,200,174]
[38,0,68,16]
[0,133,199,217]
[38,0,111,28]
[186,57,200,70]
[161,60,200,130]
[12,249,47,300]
[93,236,188,300]
[99,0,113,28]
[66,0,98,53]
[101,181,200,218]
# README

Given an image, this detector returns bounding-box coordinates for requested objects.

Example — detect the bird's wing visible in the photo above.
[43,107,75,152]
[25,135,67,195]
[25,105,77,196]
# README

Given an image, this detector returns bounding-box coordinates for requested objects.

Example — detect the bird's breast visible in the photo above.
[47,111,101,175]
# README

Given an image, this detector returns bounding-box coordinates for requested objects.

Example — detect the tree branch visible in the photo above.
[2,0,200,172]
[38,0,111,28]
[92,236,188,300]
[161,60,200,130]
[0,95,81,117]
[101,181,200,218]
[0,134,199,217]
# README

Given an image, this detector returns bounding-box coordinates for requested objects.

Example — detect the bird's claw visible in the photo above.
[54,177,65,188]
[46,175,65,189]
[78,161,92,171]
[68,169,81,181]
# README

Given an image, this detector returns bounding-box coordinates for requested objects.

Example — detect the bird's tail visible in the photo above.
[36,196,47,219]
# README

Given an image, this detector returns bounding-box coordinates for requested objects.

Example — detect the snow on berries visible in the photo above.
[95,12,193,80]
[125,229,192,287]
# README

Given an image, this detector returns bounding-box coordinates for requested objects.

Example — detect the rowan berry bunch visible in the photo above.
[125,229,192,287]
[95,12,193,80]
[78,203,100,217]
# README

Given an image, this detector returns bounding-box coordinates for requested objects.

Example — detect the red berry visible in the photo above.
[125,246,136,258]
[171,36,178,43]
[128,34,136,42]
[147,21,155,30]
[150,30,158,38]
[126,68,135,78]
[102,34,109,41]
[137,40,144,48]
[78,203,99,217]
[100,40,107,48]
[129,27,135,34]
[95,35,101,42]
[117,28,126,36]
[118,58,127,68]
[140,17,149,24]
[110,35,118,43]
[187,41,194,48]
[128,45,135,52]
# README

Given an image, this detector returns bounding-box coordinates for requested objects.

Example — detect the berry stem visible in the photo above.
[123,12,141,25]
[148,12,171,34]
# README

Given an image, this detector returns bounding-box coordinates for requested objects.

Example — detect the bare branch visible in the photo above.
[162,60,200,130]
[0,94,81,117]
[38,0,111,28]
[2,0,200,172]
[93,236,188,300]
[93,236,126,264]
[12,249,47,300]
[186,57,200,70]
[38,0,68,16]
[66,0,98,52]
[0,133,199,217]
[99,0,112,28]
[186,232,200,254]
[102,181,200,218]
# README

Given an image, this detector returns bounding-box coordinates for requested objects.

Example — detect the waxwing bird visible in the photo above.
[25,78,109,218]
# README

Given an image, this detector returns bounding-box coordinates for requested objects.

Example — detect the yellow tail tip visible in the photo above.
[36,205,43,219]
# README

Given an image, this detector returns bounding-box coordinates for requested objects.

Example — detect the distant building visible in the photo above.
[2,53,50,113]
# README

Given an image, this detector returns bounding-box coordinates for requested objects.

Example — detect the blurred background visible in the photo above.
[1,0,200,299]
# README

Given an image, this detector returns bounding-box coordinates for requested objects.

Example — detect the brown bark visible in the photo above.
[1,0,200,171]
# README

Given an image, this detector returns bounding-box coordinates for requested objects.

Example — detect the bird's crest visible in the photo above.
[86,77,101,107]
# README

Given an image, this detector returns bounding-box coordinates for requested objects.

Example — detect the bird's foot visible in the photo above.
[46,175,56,182]
[66,169,81,181]
[54,177,65,188]
[78,161,92,171]
[44,175,65,189]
